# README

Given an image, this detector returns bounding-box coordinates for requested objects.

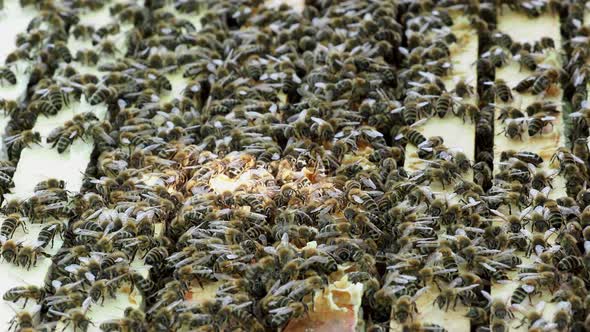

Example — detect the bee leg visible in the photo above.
[302,302,310,318]
[22,298,28,309]
[62,320,71,332]
[515,318,526,329]
[8,317,15,330]
[434,280,442,292]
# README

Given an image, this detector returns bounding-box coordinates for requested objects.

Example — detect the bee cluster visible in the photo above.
[0,0,589,331]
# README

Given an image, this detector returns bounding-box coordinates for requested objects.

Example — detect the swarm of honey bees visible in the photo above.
[1,0,590,331]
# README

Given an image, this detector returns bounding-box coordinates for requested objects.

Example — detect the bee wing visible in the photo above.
[3,133,22,144]
[462,227,485,234]
[432,268,458,275]
[457,284,480,293]
[97,130,116,145]
[67,130,78,139]
[263,246,277,256]
[391,276,411,284]
[479,262,496,272]
[269,306,294,315]
[510,303,526,313]
[424,251,442,266]
[410,118,428,128]
[539,323,557,331]
[556,301,571,311]
[547,244,561,253]
[463,199,481,209]
[351,194,364,204]
[64,264,81,273]
[362,128,384,138]
[280,232,289,246]
[73,228,101,237]
[51,279,63,290]
[82,296,93,311]
[272,280,298,296]
[480,290,492,303]
[520,274,543,282]
[35,88,49,96]
[519,206,533,218]
[85,271,96,283]
[390,106,404,114]
[412,286,429,300]
[489,208,507,220]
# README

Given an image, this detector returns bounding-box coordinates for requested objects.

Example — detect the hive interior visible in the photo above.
[0,1,590,332]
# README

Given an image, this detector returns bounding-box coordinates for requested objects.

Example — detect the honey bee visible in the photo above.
[16,243,50,270]
[4,130,41,161]
[534,37,556,51]
[0,67,17,85]
[492,31,513,49]
[528,113,555,136]
[144,246,168,267]
[500,119,525,140]
[50,307,93,332]
[557,256,584,272]
[88,279,117,305]
[532,68,561,95]
[88,85,119,105]
[49,125,85,154]
[398,123,427,147]
[511,279,539,304]
[490,298,514,321]
[3,285,44,307]
[511,301,546,329]
[434,284,481,311]
[130,271,156,295]
[52,41,72,63]
[497,106,525,122]
[8,308,36,331]
[454,103,479,124]
[1,237,20,263]
[515,50,537,71]
[97,39,119,57]
[0,99,19,116]
[552,301,572,331]
[435,92,457,118]
[71,24,95,40]
[1,213,27,239]
[513,76,536,93]
[393,288,428,324]
[500,150,543,166]
[75,49,99,66]
[34,178,65,192]
[268,301,307,328]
